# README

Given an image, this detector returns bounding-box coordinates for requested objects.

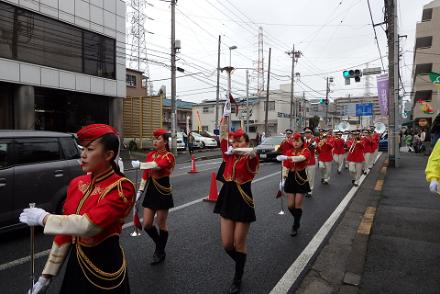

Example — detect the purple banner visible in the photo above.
[376,74,389,115]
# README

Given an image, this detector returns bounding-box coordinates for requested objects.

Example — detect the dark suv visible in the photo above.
[0,130,82,232]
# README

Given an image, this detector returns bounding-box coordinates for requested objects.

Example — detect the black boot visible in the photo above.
[225,248,237,262]
[144,226,160,250]
[229,252,246,294]
[288,208,297,236]
[151,230,168,265]
[291,209,303,237]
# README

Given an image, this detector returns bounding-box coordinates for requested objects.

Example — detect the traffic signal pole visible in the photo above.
[170,0,177,155]
[325,77,329,128]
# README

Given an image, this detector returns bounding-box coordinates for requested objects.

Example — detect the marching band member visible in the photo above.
[332,131,346,174]
[278,133,311,236]
[303,127,317,197]
[371,126,380,166]
[138,129,176,265]
[214,124,259,294]
[19,124,135,293]
[317,133,333,184]
[343,130,351,169]
[277,129,295,180]
[361,129,375,172]
[347,130,365,186]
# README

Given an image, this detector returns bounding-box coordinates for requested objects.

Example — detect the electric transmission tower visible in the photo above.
[256,26,265,95]
[128,0,154,94]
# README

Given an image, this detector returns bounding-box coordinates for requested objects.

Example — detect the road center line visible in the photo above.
[0,169,280,272]
[269,152,382,294]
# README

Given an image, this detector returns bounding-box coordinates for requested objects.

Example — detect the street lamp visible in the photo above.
[229,45,237,66]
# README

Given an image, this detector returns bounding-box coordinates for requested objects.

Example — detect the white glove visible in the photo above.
[131,160,140,169]
[279,180,285,191]
[19,208,49,227]
[28,276,51,294]
[291,155,306,162]
[140,161,158,170]
[135,190,143,202]
[224,146,234,155]
[276,155,288,161]
[429,180,439,194]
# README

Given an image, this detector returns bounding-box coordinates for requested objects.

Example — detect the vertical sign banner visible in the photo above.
[377,74,389,115]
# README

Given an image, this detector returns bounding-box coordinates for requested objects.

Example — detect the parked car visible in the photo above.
[198,130,220,147]
[167,132,187,150]
[379,132,388,151]
[255,136,285,161]
[0,130,83,233]
[191,132,218,148]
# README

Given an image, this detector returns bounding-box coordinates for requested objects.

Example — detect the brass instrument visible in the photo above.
[374,122,386,134]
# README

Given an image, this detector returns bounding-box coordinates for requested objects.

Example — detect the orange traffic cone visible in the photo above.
[204,172,219,202]
[188,154,199,173]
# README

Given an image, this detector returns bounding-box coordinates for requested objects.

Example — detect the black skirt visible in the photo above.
[284,169,311,194]
[216,161,226,183]
[60,236,130,294]
[213,181,256,223]
[142,176,174,210]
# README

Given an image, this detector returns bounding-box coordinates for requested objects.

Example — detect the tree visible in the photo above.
[309,116,320,133]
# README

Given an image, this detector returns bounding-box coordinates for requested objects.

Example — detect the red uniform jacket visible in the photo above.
[284,147,311,171]
[221,139,259,184]
[361,136,375,154]
[304,137,317,166]
[347,140,365,162]
[278,140,294,168]
[141,150,176,181]
[332,138,346,155]
[54,168,135,247]
[317,142,333,162]
[372,133,380,151]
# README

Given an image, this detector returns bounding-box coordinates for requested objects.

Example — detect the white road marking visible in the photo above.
[269,152,382,294]
[0,170,280,272]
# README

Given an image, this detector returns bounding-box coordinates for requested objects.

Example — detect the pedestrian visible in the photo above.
[370,126,380,163]
[137,129,175,265]
[426,138,440,195]
[332,131,346,174]
[19,124,135,293]
[214,125,259,294]
[279,133,311,236]
[430,113,440,146]
[255,132,261,146]
[261,131,266,142]
[421,127,432,156]
[317,133,333,184]
[413,131,422,153]
[303,127,317,197]
[188,131,194,155]
[347,130,365,187]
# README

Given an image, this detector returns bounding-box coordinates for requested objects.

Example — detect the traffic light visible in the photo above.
[343,69,362,84]
[325,98,329,105]
[319,98,329,105]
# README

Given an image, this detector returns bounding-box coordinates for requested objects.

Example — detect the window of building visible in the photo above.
[415,90,432,102]
[0,2,116,79]
[422,8,433,22]
[264,101,275,111]
[248,126,256,133]
[203,106,210,113]
[415,36,433,49]
[126,74,137,87]
[415,63,433,76]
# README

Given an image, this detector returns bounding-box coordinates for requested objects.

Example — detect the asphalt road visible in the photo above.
[0,159,360,293]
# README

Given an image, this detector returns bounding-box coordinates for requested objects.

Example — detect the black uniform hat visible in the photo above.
[285,128,293,134]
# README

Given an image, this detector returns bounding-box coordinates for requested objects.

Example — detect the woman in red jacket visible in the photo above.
[280,133,312,236]
[332,131,346,174]
[137,129,176,265]
[19,124,135,293]
[317,134,333,184]
[214,124,259,294]
[347,130,365,186]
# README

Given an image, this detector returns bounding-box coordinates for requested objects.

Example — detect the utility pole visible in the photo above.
[386,0,399,167]
[287,45,301,131]
[170,0,177,155]
[246,69,250,133]
[215,35,221,131]
[264,48,272,135]
[325,77,329,129]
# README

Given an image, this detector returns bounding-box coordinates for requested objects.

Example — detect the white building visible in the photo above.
[0,0,126,132]
[192,85,310,137]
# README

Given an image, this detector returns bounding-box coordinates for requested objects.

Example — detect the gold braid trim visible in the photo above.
[151,177,172,196]
[236,183,255,208]
[294,170,309,186]
[76,243,126,290]
[98,178,134,203]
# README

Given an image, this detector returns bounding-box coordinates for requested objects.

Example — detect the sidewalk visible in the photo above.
[360,153,440,294]
[296,152,440,294]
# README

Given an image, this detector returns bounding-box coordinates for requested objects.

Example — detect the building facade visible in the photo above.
[0,0,126,132]
[410,0,440,126]
[163,99,195,132]
[126,68,148,97]
[333,95,385,129]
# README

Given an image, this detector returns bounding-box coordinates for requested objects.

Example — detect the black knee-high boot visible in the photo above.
[293,208,303,230]
[158,229,169,254]
[288,207,297,236]
[225,247,237,262]
[144,226,160,248]
[229,252,246,294]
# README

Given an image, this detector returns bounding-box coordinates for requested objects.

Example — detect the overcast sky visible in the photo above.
[127,0,428,103]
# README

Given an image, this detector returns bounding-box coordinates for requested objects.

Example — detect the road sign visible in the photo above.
[356,103,373,116]
[363,67,382,76]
